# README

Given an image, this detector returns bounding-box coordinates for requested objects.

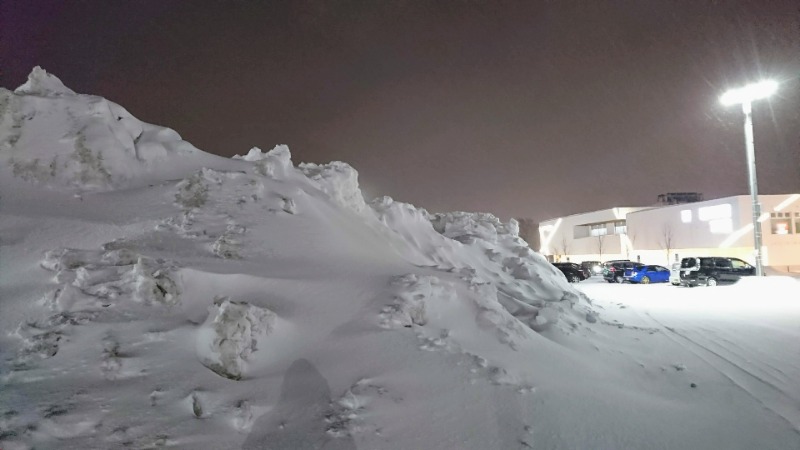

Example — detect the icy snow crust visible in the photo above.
[2,69,800,449]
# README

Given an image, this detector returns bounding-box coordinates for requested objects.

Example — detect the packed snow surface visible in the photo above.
[1,68,799,449]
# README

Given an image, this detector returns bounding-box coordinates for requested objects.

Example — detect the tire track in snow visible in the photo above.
[715,333,797,387]
[697,324,798,389]
[643,312,800,436]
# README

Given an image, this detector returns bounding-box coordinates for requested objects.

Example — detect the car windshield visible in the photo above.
[681,258,698,269]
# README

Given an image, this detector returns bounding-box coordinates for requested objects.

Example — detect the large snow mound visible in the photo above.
[1,68,245,192]
[8,69,797,450]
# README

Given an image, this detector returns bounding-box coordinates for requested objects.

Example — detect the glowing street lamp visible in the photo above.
[720,80,778,276]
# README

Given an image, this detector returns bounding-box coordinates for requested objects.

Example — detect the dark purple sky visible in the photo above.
[3,1,798,222]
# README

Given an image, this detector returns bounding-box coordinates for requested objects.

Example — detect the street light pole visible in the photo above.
[741,100,764,276]
[720,79,777,277]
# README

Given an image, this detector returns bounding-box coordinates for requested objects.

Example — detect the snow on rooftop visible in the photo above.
[1,69,799,449]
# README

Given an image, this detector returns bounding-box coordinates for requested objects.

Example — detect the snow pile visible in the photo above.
[3,68,796,449]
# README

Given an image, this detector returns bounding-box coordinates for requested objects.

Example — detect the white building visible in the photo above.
[538,193,800,270]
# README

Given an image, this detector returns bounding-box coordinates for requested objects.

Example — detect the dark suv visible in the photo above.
[553,262,587,283]
[602,260,639,283]
[679,257,756,287]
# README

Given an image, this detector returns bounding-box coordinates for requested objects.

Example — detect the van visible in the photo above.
[679,257,755,287]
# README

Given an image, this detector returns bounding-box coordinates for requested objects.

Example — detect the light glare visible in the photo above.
[539,218,562,254]
[774,194,800,212]
[719,223,753,248]
[720,80,778,106]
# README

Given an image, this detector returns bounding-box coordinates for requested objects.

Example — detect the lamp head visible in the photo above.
[720,80,778,106]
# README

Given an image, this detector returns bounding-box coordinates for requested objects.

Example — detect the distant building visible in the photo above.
[656,192,704,205]
[537,206,651,263]
[538,193,800,270]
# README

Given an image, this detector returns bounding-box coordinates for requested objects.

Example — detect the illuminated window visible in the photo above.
[590,224,608,236]
[770,212,792,235]
[796,212,800,234]
[709,218,733,234]
[681,210,692,223]
[614,221,627,234]
[698,204,732,221]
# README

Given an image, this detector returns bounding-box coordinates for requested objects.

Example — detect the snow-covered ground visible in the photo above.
[1,68,799,449]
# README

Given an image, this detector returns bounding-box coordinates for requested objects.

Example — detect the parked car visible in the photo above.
[581,261,602,276]
[553,262,587,283]
[679,257,756,287]
[618,263,644,282]
[602,260,637,283]
[624,265,670,284]
[669,262,681,286]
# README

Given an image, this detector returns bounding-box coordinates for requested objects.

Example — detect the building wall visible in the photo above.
[742,195,800,268]
[538,194,800,269]
[625,196,746,261]
[626,194,800,267]
[538,207,649,262]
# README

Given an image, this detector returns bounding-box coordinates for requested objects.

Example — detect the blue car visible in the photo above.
[623,265,670,284]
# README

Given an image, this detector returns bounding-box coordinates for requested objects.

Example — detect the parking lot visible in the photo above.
[571,273,800,435]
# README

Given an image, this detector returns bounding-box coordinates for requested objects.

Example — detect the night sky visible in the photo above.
[2,1,799,223]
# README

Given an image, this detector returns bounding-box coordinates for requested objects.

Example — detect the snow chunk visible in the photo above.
[299,161,367,213]
[430,211,518,244]
[14,66,76,96]
[380,274,455,329]
[40,247,179,308]
[233,145,293,178]
[174,172,209,208]
[123,257,179,305]
[197,298,277,380]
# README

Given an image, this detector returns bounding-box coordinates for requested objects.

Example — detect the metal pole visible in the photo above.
[741,101,764,276]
